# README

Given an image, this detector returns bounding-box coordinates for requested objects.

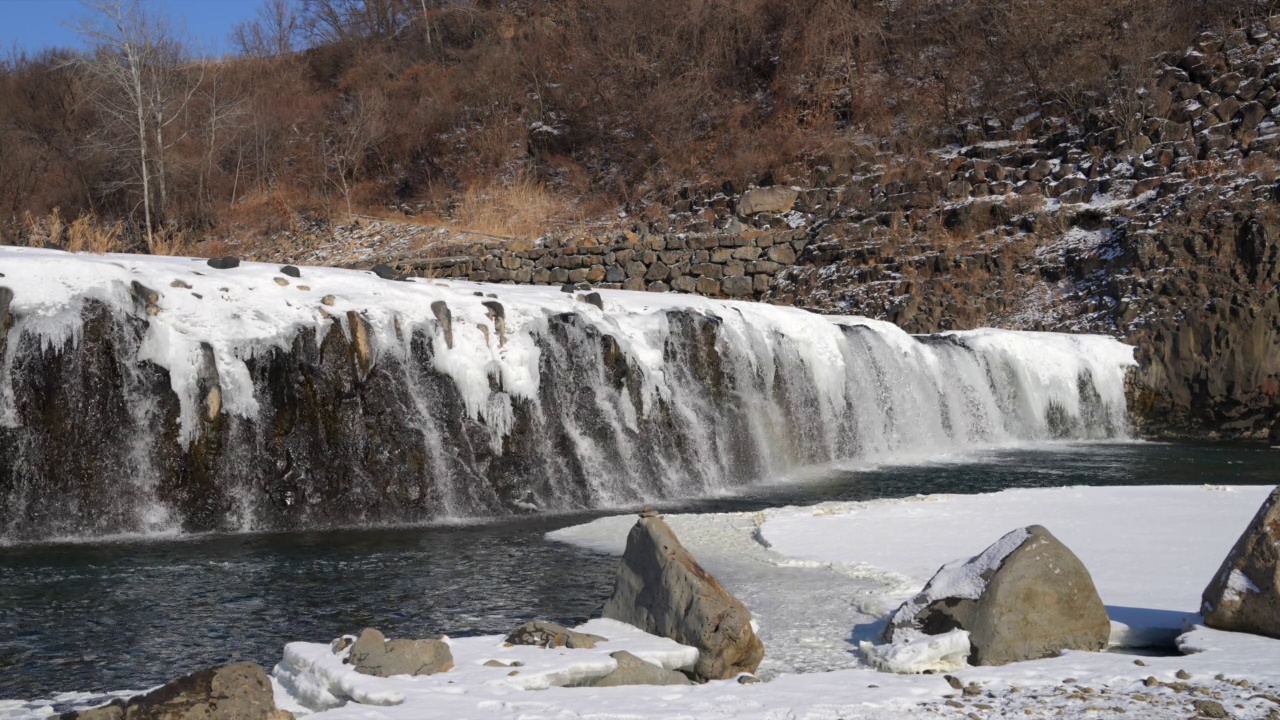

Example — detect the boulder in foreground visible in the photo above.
[59,662,292,720]
[1202,486,1280,638]
[602,514,764,681]
[348,627,454,677]
[884,524,1110,666]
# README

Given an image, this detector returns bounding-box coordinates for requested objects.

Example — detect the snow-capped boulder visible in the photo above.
[348,628,454,677]
[505,620,606,649]
[590,651,693,687]
[883,525,1110,666]
[1201,486,1280,638]
[58,662,292,720]
[602,514,764,681]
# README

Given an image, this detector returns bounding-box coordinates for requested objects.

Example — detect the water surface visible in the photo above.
[1,441,1274,702]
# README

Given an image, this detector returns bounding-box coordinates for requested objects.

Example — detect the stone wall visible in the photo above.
[391,228,811,300]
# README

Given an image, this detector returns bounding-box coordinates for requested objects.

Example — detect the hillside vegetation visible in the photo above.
[0,0,1262,250]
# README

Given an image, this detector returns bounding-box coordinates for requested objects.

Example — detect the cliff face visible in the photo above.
[308,23,1280,442]
[762,25,1280,441]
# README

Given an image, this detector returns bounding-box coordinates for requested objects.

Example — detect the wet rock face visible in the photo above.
[58,662,292,720]
[885,525,1111,666]
[602,515,764,681]
[1202,487,1280,638]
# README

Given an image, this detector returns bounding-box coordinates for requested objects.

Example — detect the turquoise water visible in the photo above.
[0,442,1275,705]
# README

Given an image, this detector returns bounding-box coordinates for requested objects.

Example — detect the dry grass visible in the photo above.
[21,209,210,257]
[449,177,571,239]
[24,210,127,254]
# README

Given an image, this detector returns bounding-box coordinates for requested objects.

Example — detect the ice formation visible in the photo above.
[0,247,1137,539]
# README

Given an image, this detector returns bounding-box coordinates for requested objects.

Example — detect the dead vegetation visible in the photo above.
[0,0,1265,254]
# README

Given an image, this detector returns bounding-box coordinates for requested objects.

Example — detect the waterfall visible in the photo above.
[0,248,1136,542]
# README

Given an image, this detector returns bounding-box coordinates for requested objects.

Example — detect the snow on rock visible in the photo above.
[885,527,1031,643]
[273,619,699,715]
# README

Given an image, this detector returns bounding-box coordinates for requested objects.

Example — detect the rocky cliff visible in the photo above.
[338,21,1280,442]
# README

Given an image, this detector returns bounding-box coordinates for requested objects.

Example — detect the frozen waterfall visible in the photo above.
[0,248,1136,542]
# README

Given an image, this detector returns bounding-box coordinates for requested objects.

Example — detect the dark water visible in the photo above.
[1,441,1275,701]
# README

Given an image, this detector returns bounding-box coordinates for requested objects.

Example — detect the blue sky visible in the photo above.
[1,0,265,58]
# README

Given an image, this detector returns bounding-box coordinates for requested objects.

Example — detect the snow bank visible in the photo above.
[273,619,699,715]
[276,484,1280,719]
[758,484,1275,642]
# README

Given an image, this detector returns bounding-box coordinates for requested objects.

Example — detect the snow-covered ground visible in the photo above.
[6,484,1279,719]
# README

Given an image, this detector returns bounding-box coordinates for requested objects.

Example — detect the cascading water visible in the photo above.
[0,248,1136,542]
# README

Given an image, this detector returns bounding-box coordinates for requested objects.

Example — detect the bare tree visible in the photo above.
[71,0,202,250]
[300,0,416,45]
[323,89,387,216]
[232,0,301,58]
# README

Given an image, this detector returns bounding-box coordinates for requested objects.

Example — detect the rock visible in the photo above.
[721,275,754,297]
[883,525,1109,666]
[320,294,336,306]
[602,515,764,681]
[591,650,693,687]
[737,674,761,684]
[280,265,301,278]
[1201,487,1280,638]
[738,186,799,216]
[482,300,506,346]
[504,620,606,649]
[206,256,240,270]
[58,662,292,720]
[348,627,453,677]
[129,281,160,316]
[1027,160,1054,182]
[346,311,374,378]
[1237,101,1267,131]
[579,292,604,310]
[430,300,453,349]
[273,277,289,286]
[0,287,12,336]
[1194,699,1229,718]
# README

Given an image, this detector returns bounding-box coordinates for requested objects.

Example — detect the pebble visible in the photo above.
[1194,699,1228,718]
[1177,669,1192,680]
[274,277,289,286]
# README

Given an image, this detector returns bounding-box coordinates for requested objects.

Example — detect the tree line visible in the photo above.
[0,0,1262,249]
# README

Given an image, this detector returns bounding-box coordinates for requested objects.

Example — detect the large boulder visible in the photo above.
[602,514,764,681]
[505,620,606,649]
[1201,486,1280,637]
[347,627,454,677]
[592,651,694,687]
[883,525,1110,666]
[737,186,799,216]
[59,662,291,720]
